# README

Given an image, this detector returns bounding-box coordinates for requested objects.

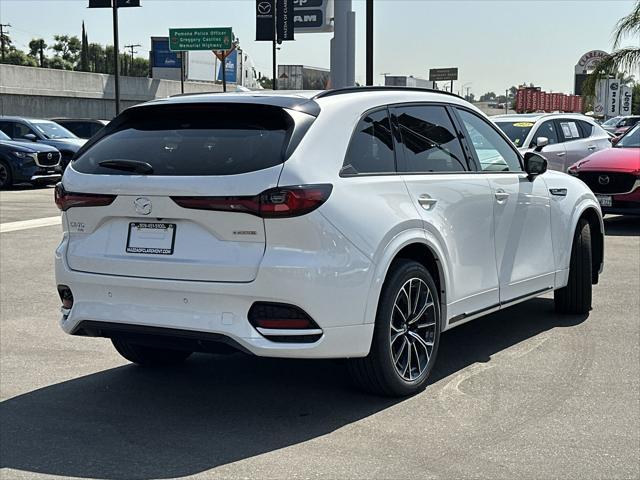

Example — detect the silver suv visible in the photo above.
[493,113,610,172]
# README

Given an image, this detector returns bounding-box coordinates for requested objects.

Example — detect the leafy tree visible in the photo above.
[5,48,38,67]
[583,0,640,95]
[479,92,497,102]
[48,56,75,70]
[258,75,273,89]
[51,34,82,64]
[128,57,149,77]
[28,38,48,67]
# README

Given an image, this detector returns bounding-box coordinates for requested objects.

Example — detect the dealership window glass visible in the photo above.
[73,104,295,176]
[559,121,581,141]
[576,120,594,138]
[532,121,559,146]
[394,105,467,173]
[457,109,522,172]
[342,109,395,175]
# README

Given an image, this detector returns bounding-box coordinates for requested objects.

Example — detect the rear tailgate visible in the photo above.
[61,102,311,283]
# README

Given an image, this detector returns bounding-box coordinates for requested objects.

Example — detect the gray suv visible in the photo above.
[493,113,611,172]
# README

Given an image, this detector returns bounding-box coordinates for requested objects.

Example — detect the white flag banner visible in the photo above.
[594,79,608,116]
[620,85,633,116]
[606,79,621,117]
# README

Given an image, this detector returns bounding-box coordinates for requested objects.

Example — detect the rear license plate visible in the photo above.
[126,222,176,255]
[596,195,612,207]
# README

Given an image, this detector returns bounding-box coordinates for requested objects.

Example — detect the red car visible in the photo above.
[568,123,640,216]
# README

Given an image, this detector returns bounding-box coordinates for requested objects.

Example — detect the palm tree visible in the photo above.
[582,0,640,95]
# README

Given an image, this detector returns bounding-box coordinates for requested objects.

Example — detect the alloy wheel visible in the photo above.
[389,277,437,381]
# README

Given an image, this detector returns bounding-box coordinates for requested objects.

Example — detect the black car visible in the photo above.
[50,118,109,140]
[0,116,86,169]
[0,129,62,189]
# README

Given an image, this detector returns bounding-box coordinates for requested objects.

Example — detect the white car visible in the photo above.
[54,88,604,396]
[493,113,611,172]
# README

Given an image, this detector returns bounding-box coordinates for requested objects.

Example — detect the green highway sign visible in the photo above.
[169,27,232,51]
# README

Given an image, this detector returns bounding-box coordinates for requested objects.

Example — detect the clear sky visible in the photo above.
[1,0,637,95]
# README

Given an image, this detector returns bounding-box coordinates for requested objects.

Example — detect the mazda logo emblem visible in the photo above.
[134,197,152,215]
[47,153,52,160]
[258,1,271,14]
[598,175,610,186]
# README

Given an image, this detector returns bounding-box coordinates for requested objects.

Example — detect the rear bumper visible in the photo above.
[54,215,376,359]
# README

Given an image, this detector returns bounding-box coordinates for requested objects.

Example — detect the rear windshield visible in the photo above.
[73,104,294,176]
[494,121,535,148]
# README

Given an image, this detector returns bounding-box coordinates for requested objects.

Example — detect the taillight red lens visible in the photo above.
[54,183,116,211]
[171,184,332,218]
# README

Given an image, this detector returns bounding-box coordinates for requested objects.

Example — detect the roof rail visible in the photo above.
[313,86,464,100]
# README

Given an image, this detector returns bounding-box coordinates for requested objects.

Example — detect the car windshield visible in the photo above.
[494,121,535,148]
[601,117,621,127]
[616,124,640,148]
[31,121,77,140]
[0,130,10,141]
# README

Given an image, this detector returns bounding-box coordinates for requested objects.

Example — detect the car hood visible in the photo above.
[45,138,87,150]
[0,140,59,154]
[571,148,640,173]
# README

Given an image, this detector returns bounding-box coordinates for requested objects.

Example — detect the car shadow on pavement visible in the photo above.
[0,298,587,480]
[604,215,639,237]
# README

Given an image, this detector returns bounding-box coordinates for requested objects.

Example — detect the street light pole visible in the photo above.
[365,0,373,86]
[272,0,277,90]
[112,1,121,115]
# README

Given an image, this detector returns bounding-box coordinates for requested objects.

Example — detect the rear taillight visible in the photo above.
[54,183,116,211]
[171,184,332,218]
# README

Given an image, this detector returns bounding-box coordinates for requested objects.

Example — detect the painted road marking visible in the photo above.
[0,216,61,233]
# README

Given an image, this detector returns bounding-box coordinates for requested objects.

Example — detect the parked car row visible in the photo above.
[0,116,108,189]
[492,113,639,216]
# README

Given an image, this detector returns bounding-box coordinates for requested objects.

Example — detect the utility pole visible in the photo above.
[505,89,509,114]
[365,0,373,86]
[112,2,121,115]
[124,43,140,76]
[0,24,11,64]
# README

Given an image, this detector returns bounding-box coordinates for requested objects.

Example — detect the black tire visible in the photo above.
[554,219,592,314]
[111,337,192,367]
[348,259,441,397]
[0,161,13,189]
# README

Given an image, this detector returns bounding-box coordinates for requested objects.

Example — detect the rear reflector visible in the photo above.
[172,184,332,218]
[55,183,116,211]
[248,302,320,332]
[57,285,74,310]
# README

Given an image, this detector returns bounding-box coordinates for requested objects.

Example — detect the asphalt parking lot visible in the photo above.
[0,186,638,480]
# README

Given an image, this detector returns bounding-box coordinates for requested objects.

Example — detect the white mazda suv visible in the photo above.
[54,87,604,396]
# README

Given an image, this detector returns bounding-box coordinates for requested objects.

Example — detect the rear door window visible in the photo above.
[393,105,467,173]
[576,120,594,138]
[341,108,396,175]
[557,120,581,142]
[73,104,295,176]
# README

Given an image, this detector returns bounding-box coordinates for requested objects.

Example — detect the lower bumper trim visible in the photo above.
[30,174,62,182]
[72,320,253,355]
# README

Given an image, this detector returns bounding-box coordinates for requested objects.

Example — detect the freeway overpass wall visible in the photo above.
[0,64,223,120]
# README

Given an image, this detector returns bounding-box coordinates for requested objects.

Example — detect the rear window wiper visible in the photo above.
[98,159,154,174]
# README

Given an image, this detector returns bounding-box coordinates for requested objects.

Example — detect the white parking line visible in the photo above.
[0,216,61,233]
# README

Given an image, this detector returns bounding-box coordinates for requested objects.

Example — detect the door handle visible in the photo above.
[587,145,597,151]
[418,194,438,210]
[556,152,566,157]
[494,190,510,202]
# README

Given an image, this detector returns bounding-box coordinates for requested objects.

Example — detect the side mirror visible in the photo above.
[524,151,547,180]
[534,136,549,152]
[611,136,621,146]
[22,133,37,142]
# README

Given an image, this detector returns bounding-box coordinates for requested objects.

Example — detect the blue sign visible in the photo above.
[152,38,181,69]
[217,49,237,83]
